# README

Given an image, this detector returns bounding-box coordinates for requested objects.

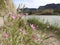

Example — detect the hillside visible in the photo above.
[17,3,60,15]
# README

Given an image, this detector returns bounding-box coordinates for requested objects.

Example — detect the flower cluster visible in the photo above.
[1,12,59,45]
[30,23,36,30]
[4,32,9,38]
[18,28,27,35]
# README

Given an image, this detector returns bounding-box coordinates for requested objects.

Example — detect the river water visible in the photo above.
[22,15,60,27]
[0,15,60,27]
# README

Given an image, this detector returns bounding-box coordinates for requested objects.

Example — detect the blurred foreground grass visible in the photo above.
[0,14,60,45]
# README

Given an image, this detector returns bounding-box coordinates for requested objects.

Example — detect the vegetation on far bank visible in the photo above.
[17,3,60,15]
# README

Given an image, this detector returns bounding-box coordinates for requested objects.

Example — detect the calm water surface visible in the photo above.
[22,15,60,27]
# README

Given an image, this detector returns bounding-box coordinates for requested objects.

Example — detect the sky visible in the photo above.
[13,0,60,8]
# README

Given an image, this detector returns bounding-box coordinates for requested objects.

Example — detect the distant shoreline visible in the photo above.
[17,3,60,15]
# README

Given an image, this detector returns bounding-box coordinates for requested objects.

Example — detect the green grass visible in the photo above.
[0,15,60,45]
[27,18,60,38]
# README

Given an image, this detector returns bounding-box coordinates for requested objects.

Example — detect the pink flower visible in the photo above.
[4,32,9,38]
[31,34,36,40]
[23,30,27,35]
[11,15,16,19]
[9,12,16,19]
[9,12,17,20]
[30,24,36,30]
